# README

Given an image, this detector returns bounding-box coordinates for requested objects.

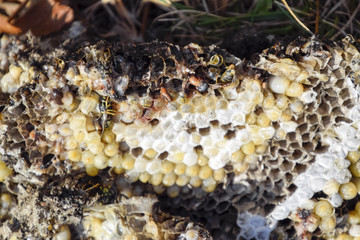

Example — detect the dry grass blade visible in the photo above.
[84,0,140,40]
[331,2,360,40]
[321,19,347,37]
[322,0,345,19]
[281,0,313,34]
[142,0,180,8]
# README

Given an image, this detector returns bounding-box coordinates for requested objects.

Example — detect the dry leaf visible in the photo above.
[0,0,74,35]
[0,15,22,34]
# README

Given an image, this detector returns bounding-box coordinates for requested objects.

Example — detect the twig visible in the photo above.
[315,0,319,34]
[322,0,333,15]
[331,3,360,40]
[201,0,209,13]
[280,0,313,34]
[153,9,226,23]
[254,20,294,27]
[218,0,229,14]
[322,0,345,18]
[321,19,347,37]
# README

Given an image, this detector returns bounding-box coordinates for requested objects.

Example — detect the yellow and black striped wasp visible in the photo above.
[81,180,119,204]
[98,95,116,134]
[98,185,119,204]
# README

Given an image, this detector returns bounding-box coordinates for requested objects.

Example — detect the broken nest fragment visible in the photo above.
[0,32,360,239]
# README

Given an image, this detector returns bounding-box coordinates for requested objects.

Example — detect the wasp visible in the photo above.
[101,49,113,80]
[99,185,119,204]
[220,64,235,83]
[99,95,116,115]
[98,95,116,133]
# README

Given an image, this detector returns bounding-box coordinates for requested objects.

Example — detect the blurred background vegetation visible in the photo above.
[0,0,359,56]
